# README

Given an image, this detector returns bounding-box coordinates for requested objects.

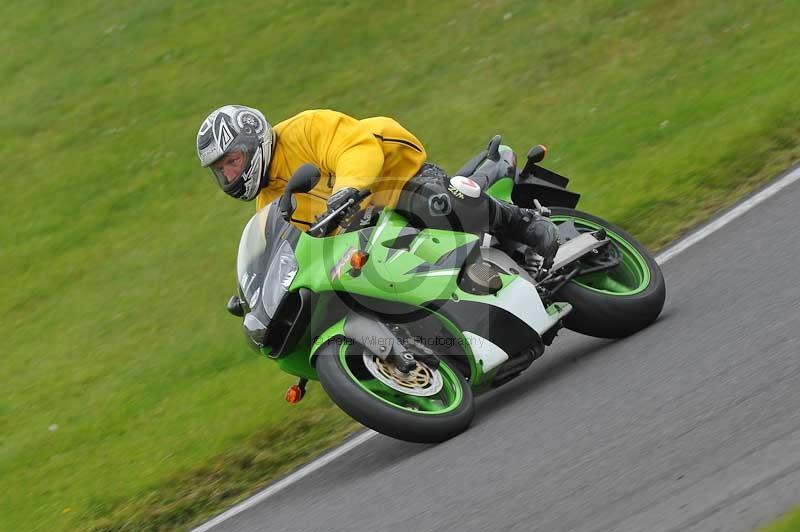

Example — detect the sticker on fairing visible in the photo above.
[330,246,356,281]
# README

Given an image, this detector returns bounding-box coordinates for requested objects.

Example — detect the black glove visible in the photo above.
[326,187,361,223]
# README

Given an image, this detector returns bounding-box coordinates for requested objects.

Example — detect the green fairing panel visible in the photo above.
[271,324,318,380]
[309,318,346,359]
[486,145,516,203]
[275,210,489,385]
[273,318,348,380]
[274,348,318,380]
[486,178,514,204]
[293,210,478,306]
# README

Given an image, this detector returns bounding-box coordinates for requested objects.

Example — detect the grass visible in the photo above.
[761,507,800,532]
[2,0,800,530]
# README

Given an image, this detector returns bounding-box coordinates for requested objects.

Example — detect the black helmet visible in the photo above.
[196,105,274,201]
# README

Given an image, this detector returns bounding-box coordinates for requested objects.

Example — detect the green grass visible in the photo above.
[761,507,800,532]
[2,0,800,530]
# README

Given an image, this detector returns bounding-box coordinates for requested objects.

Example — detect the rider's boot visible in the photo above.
[489,199,560,269]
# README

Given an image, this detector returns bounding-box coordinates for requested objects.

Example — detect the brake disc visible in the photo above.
[362,352,444,397]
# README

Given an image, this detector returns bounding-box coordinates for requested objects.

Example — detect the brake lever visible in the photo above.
[308,188,372,237]
[308,204,349,237]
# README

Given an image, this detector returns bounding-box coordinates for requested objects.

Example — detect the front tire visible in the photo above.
[549,207,666,338]
[316,340,475,443]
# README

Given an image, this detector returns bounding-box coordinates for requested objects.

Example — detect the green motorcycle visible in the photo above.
[227,136,666,443]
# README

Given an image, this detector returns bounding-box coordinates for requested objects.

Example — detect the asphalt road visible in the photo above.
[207,171,800,532]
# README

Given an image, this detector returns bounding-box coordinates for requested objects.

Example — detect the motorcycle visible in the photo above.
[227,136,666,443]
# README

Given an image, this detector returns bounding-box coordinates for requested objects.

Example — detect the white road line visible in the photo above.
[192,430,378,532]
[656,165,800,264]
[194,164,800,531]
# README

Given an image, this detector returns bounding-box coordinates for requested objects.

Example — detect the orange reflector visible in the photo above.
[540,144,548,158]
[285,384,304,404]
[350,251,369,269]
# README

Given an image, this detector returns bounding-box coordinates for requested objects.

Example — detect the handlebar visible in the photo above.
[354,188,373,202]
[307,188,372,237]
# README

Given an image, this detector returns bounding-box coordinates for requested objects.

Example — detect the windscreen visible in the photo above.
[236,201,301,311]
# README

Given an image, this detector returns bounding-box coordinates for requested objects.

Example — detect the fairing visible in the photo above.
[236,201,301,350]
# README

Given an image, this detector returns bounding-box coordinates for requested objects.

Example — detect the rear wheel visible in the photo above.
[316,339,475,443]
[549,207,665,338]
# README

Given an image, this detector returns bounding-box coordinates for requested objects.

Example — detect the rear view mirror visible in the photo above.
[487,135,502,162]
[287,163,321,194]
[280,164,321,221]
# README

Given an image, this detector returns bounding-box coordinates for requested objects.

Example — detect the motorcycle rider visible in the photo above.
[196,105,559,266]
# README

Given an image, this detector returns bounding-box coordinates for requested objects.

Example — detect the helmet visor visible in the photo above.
[209,146,252,188]
[208,135,265,201]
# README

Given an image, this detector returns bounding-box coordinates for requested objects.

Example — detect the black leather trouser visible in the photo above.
[395,163,495,234]
[395,163,560,263]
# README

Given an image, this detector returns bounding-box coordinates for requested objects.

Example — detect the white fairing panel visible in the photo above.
[463,332,509,372]
[489,278,571,335]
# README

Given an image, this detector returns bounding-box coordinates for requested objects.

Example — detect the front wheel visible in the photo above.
[316,339,475,443]
[549,207,666,338]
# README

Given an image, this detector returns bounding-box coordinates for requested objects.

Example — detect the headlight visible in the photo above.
[262,240,298,317]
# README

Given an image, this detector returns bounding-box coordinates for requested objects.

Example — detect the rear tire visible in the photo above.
[316,339,475,443]
[549,207,666,338]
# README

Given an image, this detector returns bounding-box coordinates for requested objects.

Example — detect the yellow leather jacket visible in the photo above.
[255,109,427,227]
